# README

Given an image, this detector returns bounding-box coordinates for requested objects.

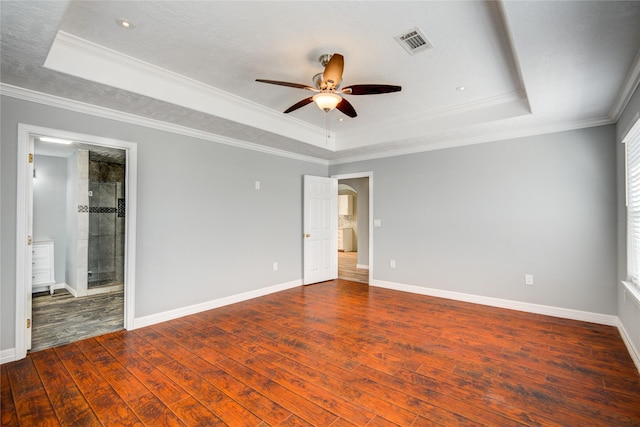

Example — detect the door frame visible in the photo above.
[331,171,373,284]
[15,123,138,360]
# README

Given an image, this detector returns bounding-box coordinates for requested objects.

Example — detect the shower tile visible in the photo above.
[98,257,115,275]
[77,240,88,268]
[115,233,125,257]
[88,238,100,262]
[98,213,116,235]
[89,161,100,181]
[78,212,89,239]
[116,258,124,282]
[78,178,89,206]
[78,150,89,179]
[99,235,116,259]
[89,213,100,237]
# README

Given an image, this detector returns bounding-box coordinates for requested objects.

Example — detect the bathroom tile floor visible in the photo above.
[30,289,124,352]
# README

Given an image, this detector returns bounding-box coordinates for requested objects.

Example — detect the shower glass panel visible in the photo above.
[88,158,125,289]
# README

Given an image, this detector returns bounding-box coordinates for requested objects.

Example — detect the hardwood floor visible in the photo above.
[338,251,369,284]
[3,280,640,426]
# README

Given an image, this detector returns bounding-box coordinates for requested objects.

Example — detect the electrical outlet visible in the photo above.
[390,260,396,268]
[273,262,278,271]
[525,274,534,286]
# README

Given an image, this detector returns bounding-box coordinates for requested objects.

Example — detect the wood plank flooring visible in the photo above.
[338,252,369,284]
[31,289,124,352]
[3,280,640,426]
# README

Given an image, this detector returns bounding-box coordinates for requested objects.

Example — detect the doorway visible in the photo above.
[30,141,127,351]
[15,124,137,360]
[333,172,373,284]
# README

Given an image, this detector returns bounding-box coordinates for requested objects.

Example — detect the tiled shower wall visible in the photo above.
[88,158,125,287]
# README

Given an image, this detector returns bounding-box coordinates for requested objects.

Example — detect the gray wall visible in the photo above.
[617,84,640,356]
[331,125,618,315]
[1,95,326,352]
[339,177,370,266]
[33,154,67,285]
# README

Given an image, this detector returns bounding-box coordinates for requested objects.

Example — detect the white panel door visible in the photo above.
[303,175,337,285]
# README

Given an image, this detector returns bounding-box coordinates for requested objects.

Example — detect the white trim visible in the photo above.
[617,316,640,373]
[331,172,374,284]
[371,280,619,326]
[15,124,138,361]
[64,284,78,298]
[133,279,302,329]
[0,349,17,365]
[356,264,369,270]
[330,116,613,165]
[609,48,640,121]
[1,84,329,166]
[44,31,334,151]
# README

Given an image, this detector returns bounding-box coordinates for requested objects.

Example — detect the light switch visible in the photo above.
[255,181,261,190]
[374,219,382,227]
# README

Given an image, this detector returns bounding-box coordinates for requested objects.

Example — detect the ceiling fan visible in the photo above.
[256,53,401,118]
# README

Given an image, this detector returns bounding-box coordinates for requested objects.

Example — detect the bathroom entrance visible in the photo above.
[336,175,371,284]
[29,138,126,351]
[15,124,137,361]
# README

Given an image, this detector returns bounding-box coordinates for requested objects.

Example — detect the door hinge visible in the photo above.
[28,236,32,245]
[27,319,31,328]
[28,153,33,163]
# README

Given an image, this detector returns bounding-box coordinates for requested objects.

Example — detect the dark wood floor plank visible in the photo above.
[5,357,60,426]
[186,355,292,426]
[128,392,186,426]
[30,349,101,426]
[4,279,639,426]
[169,396,226,426]
[1,364,20,426]
[156,359,261,427]
[54,342,145,426]
[95,331,191,406]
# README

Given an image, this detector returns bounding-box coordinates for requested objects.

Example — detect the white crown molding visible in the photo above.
[0,84,329,166]
[371,280,619,326]
[44,31,335,151]
[133,279,302,329]
[330,115,613,165]
[337,89,530,151]
[609,47,640,121]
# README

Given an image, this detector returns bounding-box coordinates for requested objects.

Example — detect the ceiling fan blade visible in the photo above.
[256,79,315,91]
[336,97,357,118]
[322,54,344,88]
[341,84,402,95]
[284,97,314,114]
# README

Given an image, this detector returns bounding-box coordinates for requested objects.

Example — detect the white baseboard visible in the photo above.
[356,264,369,270]
[133,279,302,329]
[617,318,640,373]
[0,348,16,364]
[65,284,78,298]
[371,280,619,326]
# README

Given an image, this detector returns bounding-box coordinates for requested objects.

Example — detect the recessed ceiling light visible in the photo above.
[337,118,344,122]
[116,19,135,30]
[39,136,74,145]
[456,86,465,92]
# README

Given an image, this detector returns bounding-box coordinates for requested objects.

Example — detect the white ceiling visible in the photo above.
[2,1,640,162]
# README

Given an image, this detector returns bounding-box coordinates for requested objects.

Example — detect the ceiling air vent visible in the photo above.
[395,27,432,55]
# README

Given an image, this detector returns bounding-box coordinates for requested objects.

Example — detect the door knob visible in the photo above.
[304,233,311,238]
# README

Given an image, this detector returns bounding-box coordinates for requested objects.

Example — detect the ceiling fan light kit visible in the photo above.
[312,92,342,112]
[256,53,401,118]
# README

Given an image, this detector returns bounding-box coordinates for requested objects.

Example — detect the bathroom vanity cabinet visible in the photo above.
[33,240,55,294]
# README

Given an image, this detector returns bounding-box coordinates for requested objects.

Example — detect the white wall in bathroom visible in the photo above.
[32,154,67,285]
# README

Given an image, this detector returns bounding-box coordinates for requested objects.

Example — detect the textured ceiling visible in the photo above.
[2,1,640,162]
